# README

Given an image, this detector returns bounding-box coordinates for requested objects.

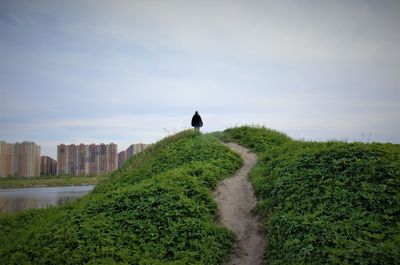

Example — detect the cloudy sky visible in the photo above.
[1,0,399,158]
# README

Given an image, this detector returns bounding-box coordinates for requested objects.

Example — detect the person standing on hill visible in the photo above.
[191,111,203,131]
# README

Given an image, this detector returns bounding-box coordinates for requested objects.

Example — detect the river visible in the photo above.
[0,185,94,214]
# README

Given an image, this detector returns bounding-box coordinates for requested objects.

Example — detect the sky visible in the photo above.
[1,0,399,159]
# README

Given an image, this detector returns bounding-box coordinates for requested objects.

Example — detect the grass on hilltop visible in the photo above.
[0,130,242,265]
[220,126,400,265]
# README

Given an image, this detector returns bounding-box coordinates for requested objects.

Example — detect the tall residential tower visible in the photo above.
[0,141,41,177]
[57,143,117,176]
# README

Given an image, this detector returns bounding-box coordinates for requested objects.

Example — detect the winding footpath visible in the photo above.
[213,143,266,265]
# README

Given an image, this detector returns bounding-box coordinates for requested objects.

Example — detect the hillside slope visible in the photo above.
[0,130,242,265]
[221,126,400,264]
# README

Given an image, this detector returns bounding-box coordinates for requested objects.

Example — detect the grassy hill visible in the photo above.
[0,130,242,265]
[1,127,399,264]
[220,126,400,264]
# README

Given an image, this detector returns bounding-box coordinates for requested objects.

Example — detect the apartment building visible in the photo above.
[57,143,117,176]
[118,150,127,168]
[0,141,41,177]
[118,143,149,168]
[40,156,57,176]
[127,143,148,157]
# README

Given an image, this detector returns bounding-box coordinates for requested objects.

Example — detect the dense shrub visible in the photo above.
[222,126,400,264]
[0,130,242,265]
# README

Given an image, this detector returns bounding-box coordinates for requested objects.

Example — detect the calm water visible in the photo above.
[0,185,94,214]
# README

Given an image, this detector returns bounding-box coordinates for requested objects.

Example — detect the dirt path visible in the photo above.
[213,143,266,265]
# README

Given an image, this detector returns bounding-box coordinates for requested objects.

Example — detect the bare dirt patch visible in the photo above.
[213,143,266,265]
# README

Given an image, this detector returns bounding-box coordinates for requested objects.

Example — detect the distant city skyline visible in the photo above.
[1,1,399,159]
[0,140,148,177]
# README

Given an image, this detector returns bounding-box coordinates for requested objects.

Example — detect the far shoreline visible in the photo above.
[0,175,105,189]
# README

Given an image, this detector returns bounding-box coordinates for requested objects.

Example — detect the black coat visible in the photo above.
[191,113,203,127]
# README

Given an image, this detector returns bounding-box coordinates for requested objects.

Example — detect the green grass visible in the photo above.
[0,175,104,189]
[0,130,243,264]
[221,126,400,265]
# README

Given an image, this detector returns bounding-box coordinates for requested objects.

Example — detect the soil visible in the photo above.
[213,143,266,265]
